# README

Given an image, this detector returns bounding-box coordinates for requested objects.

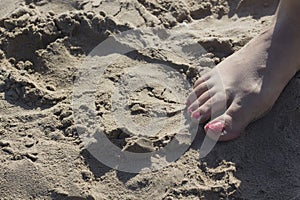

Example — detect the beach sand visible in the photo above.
[0,0,299,199]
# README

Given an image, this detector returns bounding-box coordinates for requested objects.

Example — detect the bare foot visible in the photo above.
[187,2,300,141]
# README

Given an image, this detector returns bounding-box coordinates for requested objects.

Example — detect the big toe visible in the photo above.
[204,103,251,141]
[204,115,241,141]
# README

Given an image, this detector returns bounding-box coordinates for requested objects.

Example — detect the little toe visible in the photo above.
[193,75,209,88]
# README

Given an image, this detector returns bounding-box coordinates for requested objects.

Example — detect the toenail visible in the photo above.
[186,100,190,107]
[205,121,225,133]
[192,112,201,119]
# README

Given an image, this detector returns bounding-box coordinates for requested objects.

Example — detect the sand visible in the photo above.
[0,0,299,199]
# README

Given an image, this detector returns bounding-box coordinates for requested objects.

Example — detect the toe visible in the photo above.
[204,115,239,141]
[188,91,210,113]
[193,75,209,89]
[204,102,250,141]
[189,90,229,124]
[187,82,208,106]
[190,99,212,123]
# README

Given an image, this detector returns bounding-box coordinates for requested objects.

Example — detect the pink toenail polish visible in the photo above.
[192,112,201,119]
[205,121,225,133]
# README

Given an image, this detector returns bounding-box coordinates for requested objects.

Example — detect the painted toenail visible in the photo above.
[205,121,225,133]
[192,112,201,119]
[186,100,190,107]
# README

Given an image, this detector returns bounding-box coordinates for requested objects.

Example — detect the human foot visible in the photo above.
[187,18,300,141]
